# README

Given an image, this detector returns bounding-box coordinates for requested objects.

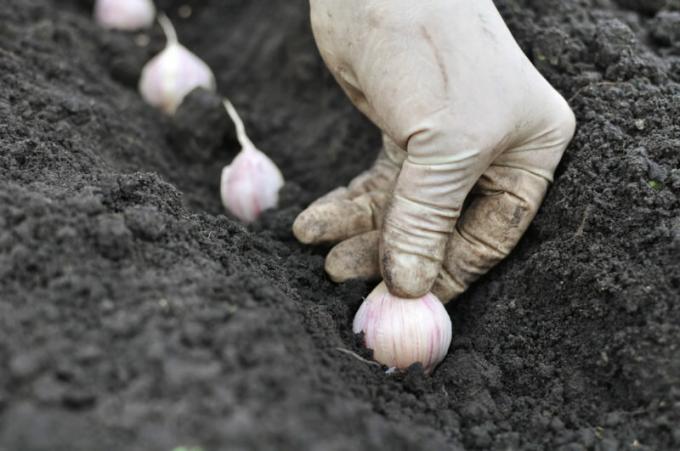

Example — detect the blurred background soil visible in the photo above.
[0,0,679,450]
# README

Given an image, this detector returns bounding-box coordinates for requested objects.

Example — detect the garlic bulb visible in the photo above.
[94,0,156,31]
[220,100,285,223]
[139,14,216,114]
[353,282,452,374]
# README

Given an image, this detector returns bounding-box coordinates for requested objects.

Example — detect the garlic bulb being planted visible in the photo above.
[220,100,285,223]
[139,14,216,114]
[94,0,156,31]
[353,282,452,374]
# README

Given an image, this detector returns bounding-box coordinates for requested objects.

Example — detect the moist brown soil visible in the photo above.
[1,0,679,450]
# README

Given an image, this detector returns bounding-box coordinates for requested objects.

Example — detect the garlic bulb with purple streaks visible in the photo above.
[353,282,452,374]
[94,0,156,31]
[220,100,284,223]
[139,14,216,114]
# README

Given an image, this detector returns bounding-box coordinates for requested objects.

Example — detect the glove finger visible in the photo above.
[295,135,403,243]
[293,191,388,244]
[347,149,402,196]
[308,187,351,208]
[316,135,403,206]
[380,152,484,298]
[325,230,381,282]
[431,165,549,302]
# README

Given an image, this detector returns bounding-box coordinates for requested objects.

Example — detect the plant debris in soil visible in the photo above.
[1,0,679,450]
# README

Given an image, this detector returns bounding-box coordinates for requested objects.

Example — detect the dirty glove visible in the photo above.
[294,0,576,302]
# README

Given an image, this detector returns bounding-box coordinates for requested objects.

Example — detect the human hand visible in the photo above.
[294,0,576,301]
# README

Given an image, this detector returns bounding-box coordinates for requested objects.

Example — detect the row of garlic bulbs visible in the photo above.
[94,0,452,375]
[94,0,285,223]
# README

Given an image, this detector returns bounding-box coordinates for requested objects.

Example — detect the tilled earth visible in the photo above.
[1,0,679,450]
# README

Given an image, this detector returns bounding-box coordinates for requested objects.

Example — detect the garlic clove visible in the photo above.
[220,100,284,223]
[94,0,156,31]
[139,15,216,115]
[220,147,285,223]
[353,282,452,375]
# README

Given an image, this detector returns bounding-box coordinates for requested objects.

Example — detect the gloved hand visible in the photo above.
[294,0,576,302]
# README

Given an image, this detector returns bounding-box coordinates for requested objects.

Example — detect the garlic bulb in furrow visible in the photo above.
[353,282,452,374]
[94,0,156,31]
[220,100,284,223]
[139,14,216,115]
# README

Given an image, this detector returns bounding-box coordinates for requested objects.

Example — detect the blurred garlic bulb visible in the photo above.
[220,100,285,223]
[139,14,216,114]
[353,282,452,375]
[94,0,156,31]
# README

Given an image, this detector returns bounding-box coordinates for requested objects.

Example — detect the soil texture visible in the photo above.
[1,0,679,450]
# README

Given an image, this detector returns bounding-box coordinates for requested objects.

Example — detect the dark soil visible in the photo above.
[1,0,679,450]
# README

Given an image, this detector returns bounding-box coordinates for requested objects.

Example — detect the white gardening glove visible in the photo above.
[294,0,576,302]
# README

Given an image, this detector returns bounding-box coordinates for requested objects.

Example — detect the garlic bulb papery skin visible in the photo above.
[353,282,452,375]
[139,14,216,114]
[220,100,285,223]
[94,0,156,31]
